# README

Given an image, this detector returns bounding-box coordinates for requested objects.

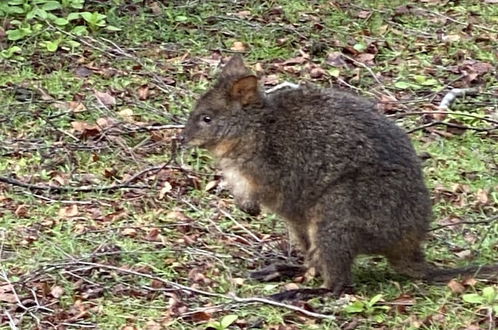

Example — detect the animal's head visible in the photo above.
[180,55,264,150]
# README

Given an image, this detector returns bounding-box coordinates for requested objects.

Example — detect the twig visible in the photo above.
[218,208,262,243]
[4,309,18,330]
[389,111,498,125]
[22,192,99,205]
[122,163,169,184]
[406,121,497,134]
[209,15,261,28]
[0,176,148,193]
[44,261,336,320]
[336,78,378,97]
[0,163,186,193]
[428,75,466,103]
[339,53,396,99]
[438,88,478,110]
[127,124,185,132]
[418,8,498,33]
[430,215,498,232]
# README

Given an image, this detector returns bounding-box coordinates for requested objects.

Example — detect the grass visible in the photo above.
[1,0,498,328]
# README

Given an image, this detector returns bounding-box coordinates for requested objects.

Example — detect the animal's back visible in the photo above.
[257,86,432,251]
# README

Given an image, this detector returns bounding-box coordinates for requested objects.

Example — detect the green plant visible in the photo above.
[462,286,498,315]
[205,315,238,330]
[0,0,119,56]
[344,294,390,323]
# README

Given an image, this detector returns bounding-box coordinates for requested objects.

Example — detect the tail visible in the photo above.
[424,264,498,283]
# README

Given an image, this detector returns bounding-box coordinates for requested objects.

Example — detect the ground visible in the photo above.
[1,0,498,329]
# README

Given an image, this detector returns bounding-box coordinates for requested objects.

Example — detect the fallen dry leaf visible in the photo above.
[462,277,478,286]
[390,294,415,314]
[463,325,483,330]
[159,182,173,199]
[262,74,279,86]
[205,180,219,192]
[94,90,116,106]
[0,284,16,303]
[283,282,300,291]
[447,279,465,294]
[231,277,246,286]
[71,121,101,138]
[231,41,247,52]
[149,2,163,15]
[309,67,325,79]
[14,205,29,218]
[59,204,79,218]
[355,53,375,65]
[146,228,160,241]
[475,188,489,206]
[51,285,64,298]
[455,249,473,260]
[235,10,251,18]
[118,108,135,122]
[138,85,150,100]
[54,101,87,113]
[189,311,212,322]
[356,10,371,19]
[96,117,117,129]
[121,228,138,237]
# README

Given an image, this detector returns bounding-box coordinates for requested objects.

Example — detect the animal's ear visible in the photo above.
[220,55,250,78]
[230,75,262,106]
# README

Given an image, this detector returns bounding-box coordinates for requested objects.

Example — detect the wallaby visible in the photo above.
[180,55,498,298]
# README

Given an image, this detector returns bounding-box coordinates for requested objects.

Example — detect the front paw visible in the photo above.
[237,200,261,216]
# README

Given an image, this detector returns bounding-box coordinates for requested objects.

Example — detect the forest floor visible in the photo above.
[1,0,498,329]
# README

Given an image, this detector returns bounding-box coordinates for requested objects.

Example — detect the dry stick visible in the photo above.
[388,111,498,125]
[339,53,396,99]
[0,175,148,193]
[404,88,498,133]
[49,261,336,320]
[419,8,498,33]
[438,88,479,110]
[22,192,97,205]
[127,124,185,132]
[218,208,262,243]
[428,75,466,103]
[98,37,178,95]
[406,121,497,134]
[430,214,498,232]
[0,163,184,193]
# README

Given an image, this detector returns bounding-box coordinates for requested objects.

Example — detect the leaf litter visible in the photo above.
[1,1,498,329]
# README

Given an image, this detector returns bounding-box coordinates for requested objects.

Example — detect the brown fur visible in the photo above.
[181,55,498,295]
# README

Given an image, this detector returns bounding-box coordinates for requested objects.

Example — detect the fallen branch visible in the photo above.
[126,124,185,132]
[41,261,337,320]
[0,176,148,193]
[406,121,497,134]
[430,215,498,232]
[388,111,498,125]
[340,53,396,99]
[0,164,176,193]
[218,208,262,243]
[438,88,478,110]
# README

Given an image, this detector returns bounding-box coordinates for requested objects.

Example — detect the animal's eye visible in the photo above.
[202,115,212,123]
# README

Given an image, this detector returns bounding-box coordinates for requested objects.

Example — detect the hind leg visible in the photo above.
[385,241,431,279]
[310,222,356,295]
